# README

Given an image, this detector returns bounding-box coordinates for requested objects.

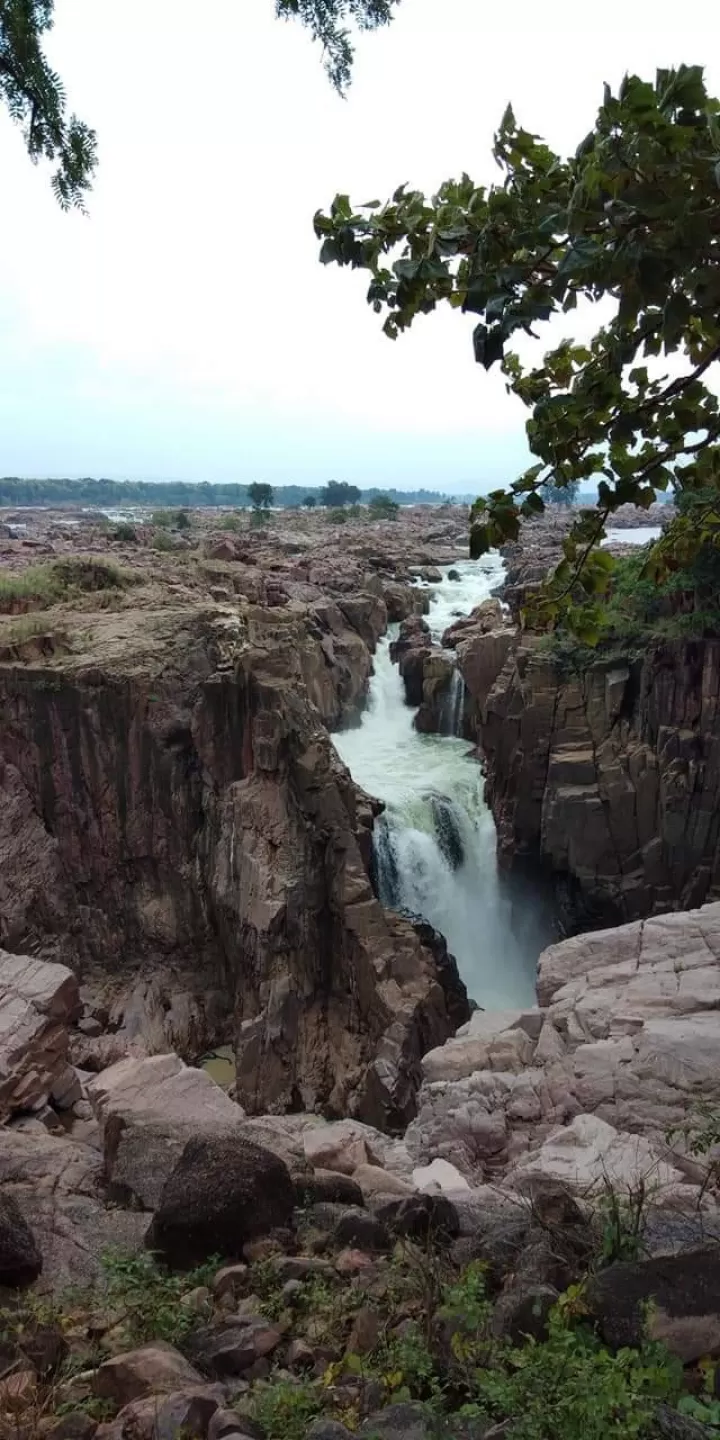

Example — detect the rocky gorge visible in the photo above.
[2,500,720,1440]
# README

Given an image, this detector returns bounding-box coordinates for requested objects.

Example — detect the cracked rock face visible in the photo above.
[0,602,467,1127]
[480,636,720,928]
[406,903,720,1212]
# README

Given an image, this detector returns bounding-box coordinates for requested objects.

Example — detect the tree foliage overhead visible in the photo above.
[1,0,398,210]
[315,64,720,639]
[275,0,399,93]
[0,0,97,207]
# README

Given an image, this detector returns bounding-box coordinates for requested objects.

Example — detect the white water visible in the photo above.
[604,526,662,546]
[334,558,551,1008]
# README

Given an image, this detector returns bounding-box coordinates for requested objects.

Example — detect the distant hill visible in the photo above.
[0,478,475,509]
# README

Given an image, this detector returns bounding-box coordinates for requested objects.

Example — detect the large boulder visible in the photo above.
[145,1133,296,1268]
[0,1192,42,1286]
[0,952,80,1120]
[93,1342,204,1405]
[587,1249,720,1362]
[87,1053,246,1209]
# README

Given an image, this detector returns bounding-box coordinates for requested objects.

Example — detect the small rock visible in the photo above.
[375,1194,459,1244]
[209,1409,264,1440]
[287,1337,316,1371]
[335,1248,375,1276]
[296,1172,365,1207]
[654,1403,715,1439]
[306,1423,354,1440]
[282,1278,304,1302]
[275,1255,335,1282]
[154,1387,223,1440]
[93,1342,203,1404]
[44,1414,98,1440]
[181,1285,211,1312]
[184,1318,282,1378]
[242,1236,284,1264]
[19,1322,69,1377]
[213,1263,248,1300]
[333,1209,391,1253]
[411,1159,470,1194]
[358,1402,433,1439]
[0,1192,43,1286]
[353,1164,414,1200]
[492,1283,558,1344]
[78,1017,104,1038]
[0,1368,36,1407]
[347,1306,380,1356]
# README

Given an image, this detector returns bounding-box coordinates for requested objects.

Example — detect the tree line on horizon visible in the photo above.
[0,477,474,510]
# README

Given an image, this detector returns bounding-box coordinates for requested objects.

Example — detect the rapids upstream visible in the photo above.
[333,557,552,1009]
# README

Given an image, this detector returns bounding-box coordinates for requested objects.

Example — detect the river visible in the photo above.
[333,557,552,1009]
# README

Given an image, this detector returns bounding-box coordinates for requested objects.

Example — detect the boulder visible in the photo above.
[145,1133,295,1268]
[0,952,80,1120]
[87,1053,246,1209]
[184,1316,282,1377]
[374,1193,460,1243]
[296,1170,365,1208]
[94,1342,204,1405]
[0,1191,42,1286]
[333,1208,392,1253]
[587,1249,720,1362]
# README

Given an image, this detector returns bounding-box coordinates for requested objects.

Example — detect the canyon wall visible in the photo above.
[0,598,468,1127]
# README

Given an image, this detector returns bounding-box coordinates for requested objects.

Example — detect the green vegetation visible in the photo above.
[321,479,361,508]
[248,481,274,511]
[316,65,720,636]
[0,557,138,614]
[96,1249,217,1347]
[0,477,458,508]
[219,511,245,531]
[369,492,400,520]
[110,522,138,543]
[245,1258,684,1440]
[151,508,191,530]
[303,494,317,508]
[327,507,348,523]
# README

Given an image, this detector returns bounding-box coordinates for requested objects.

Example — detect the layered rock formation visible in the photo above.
[0,597,467,1127]
[481,635,720,927]
[407,903,720,1210]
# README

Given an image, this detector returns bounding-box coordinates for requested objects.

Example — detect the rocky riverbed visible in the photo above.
[2,499,720,1440]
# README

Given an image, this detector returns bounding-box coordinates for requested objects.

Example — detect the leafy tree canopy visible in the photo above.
[321,479,361,507]
[303,494,317,507]
[248,481,274,510]
[315,64,720,640]
[0,0,97,208]
[275,0,399,93]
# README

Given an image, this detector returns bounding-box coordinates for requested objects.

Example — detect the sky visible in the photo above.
[0,0,716,491]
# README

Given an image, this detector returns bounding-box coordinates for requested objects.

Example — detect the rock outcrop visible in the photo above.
[0,603,468,1126]
[481,636,720,927]
[406,903,720,1209]
[0,952,80,1120]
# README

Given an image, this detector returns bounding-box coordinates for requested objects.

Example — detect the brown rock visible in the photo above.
[93,1342,203,1405]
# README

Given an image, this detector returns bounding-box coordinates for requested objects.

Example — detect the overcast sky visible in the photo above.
[0,0,715,490]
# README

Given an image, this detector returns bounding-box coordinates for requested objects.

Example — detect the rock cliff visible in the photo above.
[0,599,468,1126]
[480,636,720,927]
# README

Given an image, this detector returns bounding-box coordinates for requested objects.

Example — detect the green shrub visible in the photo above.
[219,511,244,532]
[97,1250,218,1347]
[0,557,137,614]
[152,530,175,552]
[151,509,173,527]
[249,1379,323,1440]
[467,1305,682,1440]
[111,522,138,543]
[328,507,347,524]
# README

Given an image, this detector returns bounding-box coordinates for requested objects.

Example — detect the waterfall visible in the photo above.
[334,559,553,1010]
[439,667,466,738]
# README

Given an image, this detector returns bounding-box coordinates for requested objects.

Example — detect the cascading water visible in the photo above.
[439,668,466,738]
[333,556,552,1009]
